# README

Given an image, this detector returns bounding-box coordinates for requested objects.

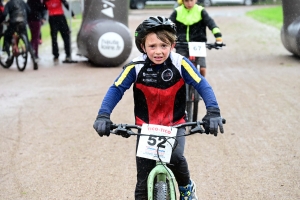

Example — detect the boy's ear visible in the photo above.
[171,43,176,49]
[141,44,146,53]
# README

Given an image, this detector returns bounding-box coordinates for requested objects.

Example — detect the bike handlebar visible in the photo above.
[175,42,226,50]
[110,119,226,138]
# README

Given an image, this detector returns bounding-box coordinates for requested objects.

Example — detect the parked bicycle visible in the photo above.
[0,22,38,71]
[110,119,225,199]
[176,42,226,123]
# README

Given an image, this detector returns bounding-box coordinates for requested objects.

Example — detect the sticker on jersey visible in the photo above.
[98,32,124,58]
[161,69,173,81]
[101,0,115,18]
[188,42,206,57]
[143,72,157,78]
[136,124,177,163]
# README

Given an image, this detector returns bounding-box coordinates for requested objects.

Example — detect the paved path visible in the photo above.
[1,6,299,200]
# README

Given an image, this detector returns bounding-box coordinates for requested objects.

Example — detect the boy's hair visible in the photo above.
[140,29,177,51]
[135,16,177,53]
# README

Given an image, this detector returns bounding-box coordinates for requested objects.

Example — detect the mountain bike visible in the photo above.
[110,119,225,200]
[176,42,226,123]
[0,22,38,71]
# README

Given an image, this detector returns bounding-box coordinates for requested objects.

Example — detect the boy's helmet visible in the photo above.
[135,16,176,53]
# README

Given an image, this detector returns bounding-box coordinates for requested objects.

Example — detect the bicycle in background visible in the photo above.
[0,22,38,71]
[176,42,226,123]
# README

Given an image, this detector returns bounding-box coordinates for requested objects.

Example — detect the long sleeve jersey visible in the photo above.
[169,4,221,44]
[98,52,219,126]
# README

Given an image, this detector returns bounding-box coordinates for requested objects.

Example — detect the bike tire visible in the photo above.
[15,34,28,72]
[0,34,14,68]
[154,181,169,200]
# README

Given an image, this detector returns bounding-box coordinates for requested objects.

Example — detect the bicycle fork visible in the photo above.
[147,162,177,200]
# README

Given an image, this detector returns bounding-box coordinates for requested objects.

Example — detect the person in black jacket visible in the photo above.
[170,0,223,77]
[27,0,47,60]
[1,0,31,62]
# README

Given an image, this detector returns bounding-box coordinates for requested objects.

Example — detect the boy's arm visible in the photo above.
[181,57,224,136]
[98,65,137,116]
[201,9,222,42]
[61,0,75,17]
[94,66,136,137]
[181,57,219,109]
[169,10,177,23]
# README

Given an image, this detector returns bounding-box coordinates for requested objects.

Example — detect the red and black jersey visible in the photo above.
[133,57,186,126]
[98,52,219,126]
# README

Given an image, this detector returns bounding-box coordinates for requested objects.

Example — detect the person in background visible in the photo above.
[27,0,47,61]
[0,0,31,63]
[43,0,75,64]
[170,0,223,77]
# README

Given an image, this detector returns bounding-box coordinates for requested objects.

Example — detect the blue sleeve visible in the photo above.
[98,65,136,116]
[181,57,219,109]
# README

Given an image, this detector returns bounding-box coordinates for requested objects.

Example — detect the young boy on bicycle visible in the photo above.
[170,0,223,77]
[93,16,224,200]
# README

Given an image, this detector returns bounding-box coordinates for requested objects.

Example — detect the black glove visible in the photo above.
[93,114,112,137]
[202,107,224,136]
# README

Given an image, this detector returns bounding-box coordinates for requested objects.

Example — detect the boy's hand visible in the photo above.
[93,114,112,137]
[202,107,224,136]
[215,37,223,48]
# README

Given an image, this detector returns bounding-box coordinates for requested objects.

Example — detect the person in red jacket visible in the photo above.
[43,0,75,64]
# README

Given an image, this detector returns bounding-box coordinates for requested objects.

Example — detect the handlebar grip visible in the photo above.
[222,118,226,124]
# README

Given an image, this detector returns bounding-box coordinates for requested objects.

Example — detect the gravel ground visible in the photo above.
[0,5,299,200]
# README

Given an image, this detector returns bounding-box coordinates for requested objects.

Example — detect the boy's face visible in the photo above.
[142,33,175,65]
[183,0,197,10]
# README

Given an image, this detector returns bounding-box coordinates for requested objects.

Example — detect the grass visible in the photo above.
[246,6,283,29]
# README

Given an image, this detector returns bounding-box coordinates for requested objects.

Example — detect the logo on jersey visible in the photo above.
[101,0,115,18]
[161,69,173,81]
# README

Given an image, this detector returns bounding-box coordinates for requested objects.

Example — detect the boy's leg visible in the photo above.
[49,16,59,59]
[135,136,156,200]
[28,21,41,58]
[196,57,206,77]
[168,127,198,200]
[58,15,71,59]
[167,127,190,186]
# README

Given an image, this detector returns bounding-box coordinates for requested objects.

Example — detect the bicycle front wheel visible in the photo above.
[0,34,14,68]
[154,181,169,200]
[15,34,28,72]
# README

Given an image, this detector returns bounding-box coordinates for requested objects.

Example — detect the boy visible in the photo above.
[170,0,223,77]
[93,16,224,200]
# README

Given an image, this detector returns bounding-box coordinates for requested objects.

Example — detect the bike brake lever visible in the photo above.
[190,121,204,134]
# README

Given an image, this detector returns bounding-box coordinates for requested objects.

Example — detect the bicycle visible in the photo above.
[176,42,226,123]
[0,22,38,71]
[110,119,225,199]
